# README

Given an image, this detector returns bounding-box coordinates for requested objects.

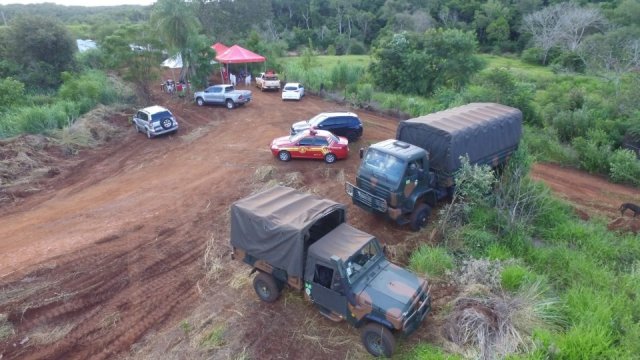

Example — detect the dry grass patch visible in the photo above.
[203,234,225,282]
[29,322,74,345]
[443,281,559,359]
[0,313,14,341]
[50,105,123,155]
[292,313,366,357]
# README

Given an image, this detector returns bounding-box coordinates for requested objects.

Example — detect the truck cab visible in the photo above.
[230,186,430,357]
[346,139,443,231]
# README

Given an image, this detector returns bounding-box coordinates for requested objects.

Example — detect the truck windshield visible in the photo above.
[345,240,382,283]
[362,149,405,186]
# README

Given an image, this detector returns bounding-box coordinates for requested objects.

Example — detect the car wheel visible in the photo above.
[361,323,396,358]
[226,99,235,109]
[196,97,205,106]
[161,118,173,130]
[253,272,281,303]
[278,151,291,162]
[409,203,431,231]
[146,128,152,139]
[324,153,337,164]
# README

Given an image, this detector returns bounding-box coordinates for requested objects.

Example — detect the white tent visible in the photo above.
[77,39,97,53]
[161,53,183,68]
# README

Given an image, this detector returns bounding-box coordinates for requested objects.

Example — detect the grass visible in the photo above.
[409,245,454,278]
[0,313,13,341]
[281,55,371,70]
[479,54,554,80]
[199,324,226,349]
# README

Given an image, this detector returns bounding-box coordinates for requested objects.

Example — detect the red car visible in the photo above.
[270,129,349,163]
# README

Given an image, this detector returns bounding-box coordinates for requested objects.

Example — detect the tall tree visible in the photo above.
[4,15,76,88]
[151,0,201,83]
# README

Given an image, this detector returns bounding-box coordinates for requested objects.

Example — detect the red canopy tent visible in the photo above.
[215,45,266,85]
[211,42,228,56]
[215,45,266,63]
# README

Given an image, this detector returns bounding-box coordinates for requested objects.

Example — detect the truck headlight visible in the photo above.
[345,183,354,197]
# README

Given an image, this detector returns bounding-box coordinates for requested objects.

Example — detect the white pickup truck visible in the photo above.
[255,72,281,91]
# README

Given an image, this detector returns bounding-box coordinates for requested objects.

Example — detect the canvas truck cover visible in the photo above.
[396,103,522,179]
[230,186,346,278]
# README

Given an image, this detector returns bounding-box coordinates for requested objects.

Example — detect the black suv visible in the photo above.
[291,112,363,141]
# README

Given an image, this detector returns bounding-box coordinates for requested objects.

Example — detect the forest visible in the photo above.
[0,1,639,359]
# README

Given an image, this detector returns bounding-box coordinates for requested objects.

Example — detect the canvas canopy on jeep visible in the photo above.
[230,186,346,278]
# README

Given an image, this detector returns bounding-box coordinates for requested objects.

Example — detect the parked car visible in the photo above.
[132,105,179,138]
[270,128,349,163]
[193,84,252,109]
[281,83,305,100]
[255,72,281,91]
[291,112,363,141]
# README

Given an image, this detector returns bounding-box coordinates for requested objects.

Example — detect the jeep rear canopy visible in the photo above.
[396,103,522,179]
[230,186,346,278]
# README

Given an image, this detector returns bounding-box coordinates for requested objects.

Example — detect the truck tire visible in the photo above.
[361,323,396,357]
[226,99,235,109]
[409,203,431,231]
[253,272,281,303]
[196,97,205,106]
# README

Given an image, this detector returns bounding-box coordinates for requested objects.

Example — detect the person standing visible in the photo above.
[230,73,236,86]
[245,73,251,86]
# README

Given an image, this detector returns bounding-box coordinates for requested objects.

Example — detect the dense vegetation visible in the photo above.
[0,1,638,357]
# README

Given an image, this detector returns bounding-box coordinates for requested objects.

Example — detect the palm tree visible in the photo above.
[151,0,202,86]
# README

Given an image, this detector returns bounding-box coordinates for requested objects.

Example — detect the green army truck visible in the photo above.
[230,186,431,357]
[346,103,522,231]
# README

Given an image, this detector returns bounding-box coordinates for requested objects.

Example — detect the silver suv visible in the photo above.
[133,105,179,138]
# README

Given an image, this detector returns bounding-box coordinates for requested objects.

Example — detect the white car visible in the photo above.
[132,105,179,138]
[281,83,305,101]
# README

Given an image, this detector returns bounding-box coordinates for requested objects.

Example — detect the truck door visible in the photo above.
[403,159,424,198]
[309,262,347,316]
[208,86,223,103]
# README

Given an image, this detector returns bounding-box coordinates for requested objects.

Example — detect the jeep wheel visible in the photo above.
[161,118,173,130]
[253,272,280,303]
[196,97,205,106]
[324,153,337,164]
[409,203,431,231]
[226,99,235,109]
[361,323,395,357]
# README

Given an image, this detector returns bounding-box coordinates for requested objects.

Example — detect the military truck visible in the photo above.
[346,103,522,231]
[230,186,431,357]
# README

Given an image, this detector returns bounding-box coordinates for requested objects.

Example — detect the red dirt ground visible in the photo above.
[1,81,639,359]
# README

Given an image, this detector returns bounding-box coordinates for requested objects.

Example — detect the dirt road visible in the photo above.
[1,84,638,359]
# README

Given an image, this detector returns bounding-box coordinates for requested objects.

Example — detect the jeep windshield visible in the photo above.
[308,114,327,127]
[362,149,405,187]
[345,240,382,283]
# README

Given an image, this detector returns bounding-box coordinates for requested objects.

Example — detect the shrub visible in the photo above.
[572,134,612,174]
[609,148,640,186]
[462,227,496,258]
[501,264,535,291]
[409,245,455,278]
[520,47,545,65]
[524,126,577,165]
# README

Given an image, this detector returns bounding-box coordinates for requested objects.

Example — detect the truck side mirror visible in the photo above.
[359,148,364,159]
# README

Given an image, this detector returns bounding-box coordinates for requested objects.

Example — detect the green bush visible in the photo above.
[572,136,612,174]
[409,246,455,278]
[520,47,545,65]
[523,126,577,165]
[461,227,496,258]
[501,264,535,291]
[399,343,462,360]
[609,148,640,186]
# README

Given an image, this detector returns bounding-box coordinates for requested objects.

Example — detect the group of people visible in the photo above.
[222,68,252,86]
[161,79,189,95]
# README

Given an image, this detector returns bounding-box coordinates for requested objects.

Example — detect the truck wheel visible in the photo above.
[253,272,281,303]
[409,203,431,231]
[278,151,291,162]
[226,99,235,109]
[361,323,395,358]
[196,97,205,106]
[324,153,337,164]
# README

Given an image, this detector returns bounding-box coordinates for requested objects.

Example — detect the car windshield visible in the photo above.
[284,86,298,91]
[264,75,278,80]
[308,114,326,126]
[289,133,305,142]
[151,111,172,121]
[362,149,405,186]
[345,240,381,283]
[328,133,340,143]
